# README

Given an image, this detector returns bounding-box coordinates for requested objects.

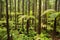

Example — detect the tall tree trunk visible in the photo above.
[32,0,34,32]
[22,0,24,15]
[32,0,34,15]
[22,0,24,32]
[0,0,3,20]
[43,0,48,12]
[58,0,60,12]
[10,0,12,20]
[44,0,48,10]
[18,0,20,12]
[27,0,30,15]
[25,0,27,15]
[34,0,37,32]
[6,0,10,40]
[26,0,30,35]
[0,1,2,20]
[55,0,58,11]
[38,0,41,34]
[44,0,48,30]
[15,0,17,29]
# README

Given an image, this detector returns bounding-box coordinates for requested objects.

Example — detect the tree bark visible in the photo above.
[44,0,48,10]
[6,0,10,40]
[26,0,30,34]
[10,0,12,20]
[38,0,41,34]
[18,0,20,12]
[34,0,37,32]
[22,0,24,33]
[15,0,17,30]
[26,19,30,35]
[27,0,30,15]
[55,0,58,11]
[22,0,24,15]
[52,18,57,40]
[58,0,60,12]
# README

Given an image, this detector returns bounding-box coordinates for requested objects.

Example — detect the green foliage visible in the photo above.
[0,28,7,40]
[0,0,60,40]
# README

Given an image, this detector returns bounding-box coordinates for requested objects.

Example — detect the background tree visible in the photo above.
[38,0,41,34]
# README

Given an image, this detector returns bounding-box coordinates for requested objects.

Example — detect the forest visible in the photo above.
[0,0,60,40]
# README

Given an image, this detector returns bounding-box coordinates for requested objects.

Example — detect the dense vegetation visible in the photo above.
[0,0,60,40]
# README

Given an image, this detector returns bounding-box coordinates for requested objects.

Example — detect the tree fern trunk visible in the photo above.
[26,19,30,35]
[52,18,57,40]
